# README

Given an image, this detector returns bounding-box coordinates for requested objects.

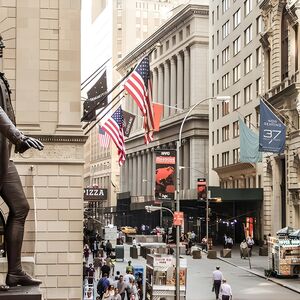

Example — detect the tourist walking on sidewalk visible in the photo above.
[116,275,126,300]
[247,235,255,256]
[240,240,248,259]
[219,279,232,300]
[212,266,223,300]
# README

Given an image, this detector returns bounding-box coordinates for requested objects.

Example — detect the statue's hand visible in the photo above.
[15,136,44,153]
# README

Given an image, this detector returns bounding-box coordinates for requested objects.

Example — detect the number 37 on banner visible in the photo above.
[263,129,282,144]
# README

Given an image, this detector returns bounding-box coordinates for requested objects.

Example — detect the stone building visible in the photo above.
[260,0,300,232]
[208,0,264,242]
[116,3,210,231]
[0,1,84,300]
[81,0,187,226]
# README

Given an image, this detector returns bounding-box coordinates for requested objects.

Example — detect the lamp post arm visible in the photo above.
[161,206,174,216]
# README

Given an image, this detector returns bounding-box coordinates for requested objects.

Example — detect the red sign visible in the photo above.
[173,211,184,226]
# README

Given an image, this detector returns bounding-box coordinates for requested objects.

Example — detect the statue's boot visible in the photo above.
[6,271,42,287]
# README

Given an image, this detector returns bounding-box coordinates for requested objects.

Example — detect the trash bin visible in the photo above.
[115,245,124,261]
[130,246,138,259]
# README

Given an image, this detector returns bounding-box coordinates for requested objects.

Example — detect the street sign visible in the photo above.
[173,211,184,226]
[197,178,207,200]
[83,188,107,201]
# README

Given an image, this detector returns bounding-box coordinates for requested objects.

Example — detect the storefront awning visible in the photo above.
[208,186,263,202]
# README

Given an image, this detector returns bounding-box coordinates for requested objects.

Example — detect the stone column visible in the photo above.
[132,153,137,196]
[190,43,207,105]
[137,152,142,195]
[153,68,158,102]
[151,148,155,196]
[164,61,170,118]
[158,64,164,105]
[177,52,184,110]
[142,150,147,195]
[146,149,152,195]
[183,49,190,109]
[170,56,177,115]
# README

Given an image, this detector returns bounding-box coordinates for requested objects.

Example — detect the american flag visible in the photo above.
[124,56,154,144]
[98,126,110,148]
[102,107,126,165]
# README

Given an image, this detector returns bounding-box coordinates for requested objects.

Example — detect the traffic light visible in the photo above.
[197,178,207,200]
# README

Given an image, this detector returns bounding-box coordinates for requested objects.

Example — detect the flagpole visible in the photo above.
[81,69,134,122]
[261,97,297,131]
[84,94,125,135]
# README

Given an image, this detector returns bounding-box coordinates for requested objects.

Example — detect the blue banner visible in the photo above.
[259,99,286,153]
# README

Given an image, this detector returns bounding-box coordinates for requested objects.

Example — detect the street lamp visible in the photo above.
[145,205,174,216]
[175,95,229,300]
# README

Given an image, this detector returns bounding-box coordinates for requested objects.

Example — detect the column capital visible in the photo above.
[164,60,170,69]
[177,52,183,61]
[183,48,190,56]
[170,56,176,64]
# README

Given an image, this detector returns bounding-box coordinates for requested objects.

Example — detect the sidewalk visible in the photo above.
[213,245,300,294]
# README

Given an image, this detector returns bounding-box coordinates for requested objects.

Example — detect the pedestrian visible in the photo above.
[124,271,135,300]
[223,234,227,249]
[247,235,255,256]
[129,279,139,299]
[132,237,137,247]
[126,261,134,274]
[93,255,102,281]
[103,285,115,299]
[92,240,99,258]
[106,240,113,258]
[83,244,90,265]
[240,240,248,259]
[116,275,126,300]
[212,266,223,300]
[101,261,111,278]
[191,231,196,242]
[226,236,233,249]
[220,279,232,300]
[201,236,208,251]
[97,273,110,300]
[87,263,95,285]
[111,288,121,300]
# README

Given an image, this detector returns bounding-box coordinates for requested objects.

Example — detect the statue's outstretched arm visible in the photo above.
[0,107,43,153]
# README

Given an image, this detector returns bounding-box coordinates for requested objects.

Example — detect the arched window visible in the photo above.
[281,8,289,80]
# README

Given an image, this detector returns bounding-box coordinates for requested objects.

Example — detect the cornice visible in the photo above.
[30,134,88,144]
[115,4,209,72]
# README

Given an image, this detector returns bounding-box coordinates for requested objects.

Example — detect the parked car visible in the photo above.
[121,226,137,234]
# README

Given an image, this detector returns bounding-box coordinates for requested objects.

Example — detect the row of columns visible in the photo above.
[152,48,190,117]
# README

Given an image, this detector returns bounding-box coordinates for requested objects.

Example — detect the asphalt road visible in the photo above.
[88,245,300,300]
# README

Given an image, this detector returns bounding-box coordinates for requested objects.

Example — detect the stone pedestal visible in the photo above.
[192,250,202,259]
[220,249,231,258]
[130,247,138,259]
[0,286,42,300]
[207,250,217,259]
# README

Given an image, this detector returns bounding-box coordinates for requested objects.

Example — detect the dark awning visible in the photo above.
[208,186,263,202]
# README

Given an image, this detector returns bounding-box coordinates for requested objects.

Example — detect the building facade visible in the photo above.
[0,1,84,300]
[81,0,187,227]
[209,0,264,242]
[260,0,300,233]
[116,3,210,232]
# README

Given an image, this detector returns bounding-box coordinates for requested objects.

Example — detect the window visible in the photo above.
[212,35,215,49]
[233,121,239,137]
[222,151,230,166]
[233,148,240,164]
[179,30,183,41]
[212,131,215,145]
[256,77,262,96]
[217,129,220,143]
[222,20,230,39]
[245,25,252,45]
[233,92,240,110]
[212,107,215,121]
[212,11,215,25]
[212,83,215,97]
[244,54,253,74]
[217,30,219,45]
[217,105,220,119]
[222,72,230,90]
[222,100,229,116]
[186,25,190,37]
[172,35,176,45]
[222,46,230,64]
[244,114,252,128]
[222,0,229,13]
[256,110,260,128]
[217,5,219,20]
[222,125,230,141]
[166,40,169,50]
[256,46,261,65]
[217,79,219,94]
[217,55,219,69]
[217,154,220,167]
[212,59,215,73]
[256,15,263,34]
[233,36,241,55]
[282,8,289,80]
[244,84,252,103]
[233,9,241,28]
[212,155,215,168]
[244,0,252,16]
[233,64,241,83]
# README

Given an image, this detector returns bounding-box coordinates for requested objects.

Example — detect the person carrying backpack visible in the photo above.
[97,273,110,300]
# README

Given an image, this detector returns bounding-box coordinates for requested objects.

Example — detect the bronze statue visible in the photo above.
[0,36,44,290]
